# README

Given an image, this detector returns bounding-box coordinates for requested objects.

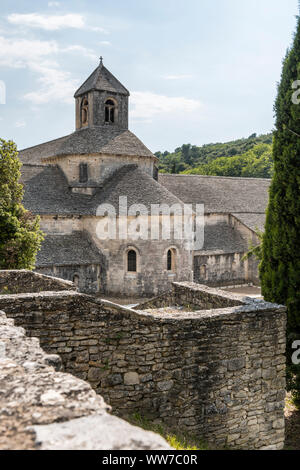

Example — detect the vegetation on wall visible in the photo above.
[0,139,44,269]
[156,133,273,178]
[260,17,300,406]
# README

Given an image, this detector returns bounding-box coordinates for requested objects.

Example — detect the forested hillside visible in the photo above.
[156,133,273,178]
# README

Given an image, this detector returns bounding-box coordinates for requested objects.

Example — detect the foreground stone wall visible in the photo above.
[0,270,74,295]
[0,282,287,450]
[138,282,244,310]
[0,310,170,450]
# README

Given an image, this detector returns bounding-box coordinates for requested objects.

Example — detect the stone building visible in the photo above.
[19,60,270,295]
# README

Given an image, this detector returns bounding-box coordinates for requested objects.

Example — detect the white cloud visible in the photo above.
[100,41,112,46]
[7,13,108,33]
[24,62,79,105]
[7,13,86,31]
[0,36,96,67]
[62,45,98,61]
[0,36,96,104]
[130,91,202,120]
[163,74,194,80]
[48,1,60,7]
[15,119,26,128]
[0,36,59,68]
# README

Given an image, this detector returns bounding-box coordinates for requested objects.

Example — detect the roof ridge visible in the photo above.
[160,174,271,181]
[74,67,98,98]
[19,134,70,153]
[101,64,130,96]
[74,63,129,98]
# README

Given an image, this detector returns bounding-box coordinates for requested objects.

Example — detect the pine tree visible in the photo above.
[0,139,44,269]
[260,16,300,405]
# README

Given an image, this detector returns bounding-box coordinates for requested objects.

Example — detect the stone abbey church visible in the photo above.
[19,60,270,296]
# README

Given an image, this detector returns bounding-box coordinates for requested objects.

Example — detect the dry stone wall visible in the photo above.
[0,270,74,295]
[0,309,170,450]
[0,279,287,450]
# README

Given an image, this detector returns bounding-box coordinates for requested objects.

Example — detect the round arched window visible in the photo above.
[167,248,177,272]
[105,99,116,124]
[73,275,80,287]
[81,98,89,125]
[127,250,137,272]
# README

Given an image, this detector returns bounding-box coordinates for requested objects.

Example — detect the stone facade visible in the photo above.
[19,61,270,297]
[194,252,259,287]
[38,213,193,297]
[47,153,155,191]
[0,272,287,450]
[37,264,102,295]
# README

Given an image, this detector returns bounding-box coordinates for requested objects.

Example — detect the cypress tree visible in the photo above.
[260,16,300,404]
[0,139,44,269]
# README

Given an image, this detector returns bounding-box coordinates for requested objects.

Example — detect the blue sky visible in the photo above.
[0,0,298,153]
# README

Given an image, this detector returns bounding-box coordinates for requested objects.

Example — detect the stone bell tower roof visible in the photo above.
[74,57,130,98]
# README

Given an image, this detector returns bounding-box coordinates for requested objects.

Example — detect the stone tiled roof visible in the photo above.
[20,165,91,215]
[21,164,184,216]
[36,232,102,267]
[19,136,70,165]
[19,127,155,165]
[74,63,130,98]
[232,213,266,233]
[197,223,249,254]
[158,174,270,214]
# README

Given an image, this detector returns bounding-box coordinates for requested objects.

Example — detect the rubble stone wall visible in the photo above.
[0,309,170,450]
[0,270,74,295]
[0,281,287,450]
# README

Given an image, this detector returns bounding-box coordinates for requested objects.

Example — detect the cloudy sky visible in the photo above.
[0,0,298,153]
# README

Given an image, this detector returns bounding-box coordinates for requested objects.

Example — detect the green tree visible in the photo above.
[182,143,273,178]
[260,17,300,405]
[0,139,44,269]
[155,133,273,173]
[158,152,187,174]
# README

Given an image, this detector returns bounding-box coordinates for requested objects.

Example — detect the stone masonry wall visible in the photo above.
[0,309,170,450]
[0,270,74,295]
[138,282,244,311]
[193,252,260,287]
[0,282,287,450]
[36,264,102,295]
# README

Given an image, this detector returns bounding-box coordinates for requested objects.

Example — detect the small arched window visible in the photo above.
[200,264,207,279]
[79,163,88,183]
[167,248,176,272]
[73,275,80,287]
[127,250,137,272]
[105,99,116,124]
[81,97,89,125]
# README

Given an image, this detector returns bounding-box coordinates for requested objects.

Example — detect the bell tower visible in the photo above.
[74,57,130,131]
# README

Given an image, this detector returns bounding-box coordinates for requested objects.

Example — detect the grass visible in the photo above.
[285,393,300,450]
[126,413,211,450]
[0,286,15,295]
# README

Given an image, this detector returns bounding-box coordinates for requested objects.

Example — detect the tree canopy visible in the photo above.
[157,133,273,178]
[0,139,44,269]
